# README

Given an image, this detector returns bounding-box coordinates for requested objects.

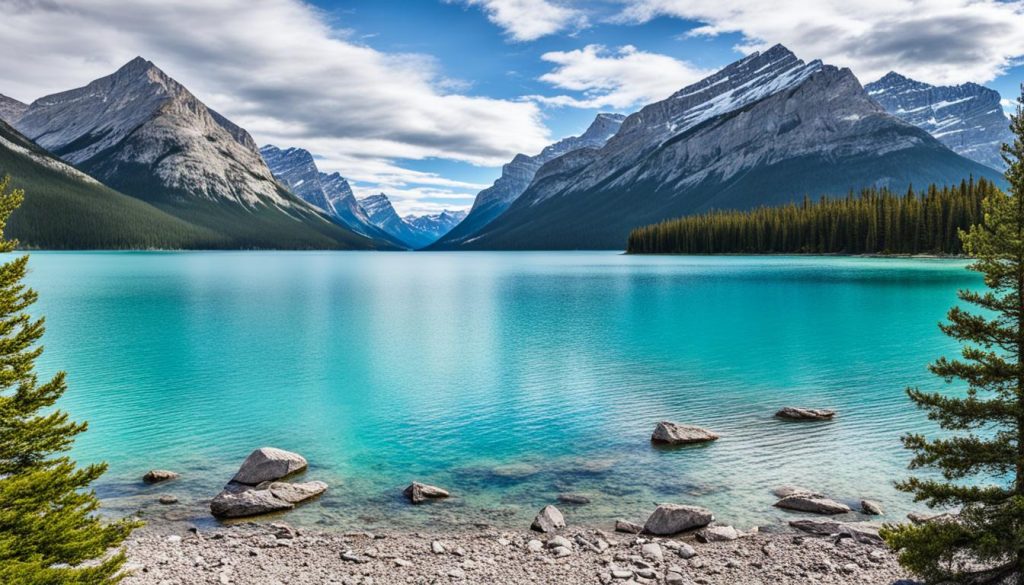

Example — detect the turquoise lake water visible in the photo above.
[25,251,976,532]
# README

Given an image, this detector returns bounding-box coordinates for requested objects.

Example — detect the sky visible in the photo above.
[2,0,1024,215]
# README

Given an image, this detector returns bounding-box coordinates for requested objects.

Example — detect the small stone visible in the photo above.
[166,535,182,544]
[635,568,656,579]
[841,563,858,574]
[527,539,544,553]
[552,546,572,558]
[868,550,887,563]
[611,569,634,579]
[665,572,685,585]
[641,543,663,562]
[861,499,884,515]
[726,560,741,569]
[675,543,697,560]
[340,551,367,564]
[431,541,446,554]
[696,525,740,542]
[615,519,643,534]
[158,495,178,505]
[531,505,565,533]
[394,559,412,567]
[547,535,572,549]
[447,568,466,579]
[143,470,180,483]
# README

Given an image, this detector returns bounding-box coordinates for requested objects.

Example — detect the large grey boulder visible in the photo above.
[643,504,714,535]
[530,505,565,533]
[403,482,450,504]
[775,495,851,515]
[775,407,836,421]
[651,422,719,445]
[265,481,328,504]
[143,470,180,483]
[231,447,307,485]
[210,487,294,518]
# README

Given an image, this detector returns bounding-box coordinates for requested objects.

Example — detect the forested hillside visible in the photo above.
[627,179,996,255]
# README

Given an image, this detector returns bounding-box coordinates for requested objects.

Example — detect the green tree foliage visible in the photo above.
[626,179,997,255]
[0,176,139,584]
[880,89,1024,583]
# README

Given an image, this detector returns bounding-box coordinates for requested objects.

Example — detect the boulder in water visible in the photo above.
[775,495,851,515]
[143,470,180,483]
[231,447,307,485]
[403,482,450,504]
[643,504,714,535]
[650,422,719,445]
[210,487,294,518]
[775,407,836,421]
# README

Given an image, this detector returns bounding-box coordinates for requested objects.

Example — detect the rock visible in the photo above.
[861,499,884,515]
[447,568,465,579]
[774,407,835,421]
[908,511,956,524]
[788,520,884,545]
[530,505,565,533]
[210,488,293,519]
[158,495,179,505]
[340,551,367,564]
[431,541,446,554]
[774,495,851,515]
[643,504,714,535]
[526,539,543,553]
[403,481,450,504]
[143,470,180,483]
[231,447,307,485]
[650,421,719,445]
[677,543,697,559]
[265,481,328,504]
[771,485,823,498]
[665,572,685,585]
[552,546,572,558]
[270,523,296,539]
[547,535,572,549]
[615,519,643,534]
[611,569,633,579]
[640,543,663,562]
[557,493,591,505]
[696,525,740,542]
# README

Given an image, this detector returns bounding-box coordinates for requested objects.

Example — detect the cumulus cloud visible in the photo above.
[0,0,552,196]
[615,0,1024,85]
[531,44,711,108]
[453,0,586,41]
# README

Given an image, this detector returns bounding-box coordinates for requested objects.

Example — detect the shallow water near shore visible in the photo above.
[27,251,973,532]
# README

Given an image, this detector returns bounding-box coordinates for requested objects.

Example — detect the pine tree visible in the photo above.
[0,176,139,584]
[880,88,1024,584]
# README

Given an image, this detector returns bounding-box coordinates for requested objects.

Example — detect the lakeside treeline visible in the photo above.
[626,178,998,255]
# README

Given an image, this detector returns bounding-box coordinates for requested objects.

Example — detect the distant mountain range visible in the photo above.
[357,193,465,249]
[865,72,1012,170]
[429,112,624,249]
[6,58,392,249]
[0,47,1011,251]
[450,45,1004,250]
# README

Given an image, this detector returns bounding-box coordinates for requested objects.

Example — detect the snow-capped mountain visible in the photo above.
[17,57,293,207]
[0,94,26,125]
[455,45,1002,250]
[406,209,468,242]
[13,57,388,249]
[431,112,624,249]
[259,144,403,246]
[358,193,463,249]
[865,72,1012,170]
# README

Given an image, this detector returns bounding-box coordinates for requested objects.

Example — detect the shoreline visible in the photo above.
[122,520,913,584]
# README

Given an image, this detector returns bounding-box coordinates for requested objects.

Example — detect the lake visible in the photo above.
[26,251,975,532]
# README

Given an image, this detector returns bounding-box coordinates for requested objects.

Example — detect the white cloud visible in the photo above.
[615,0,1024,86]
[0,0,552,195]
[454,0,586,41]
[531,44,711,108]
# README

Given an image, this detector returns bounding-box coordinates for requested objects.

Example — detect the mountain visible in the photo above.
[865,72,1012,170]
[405,209,468,243]
[14,57,387,249]
[259,145,406,247]
[0,117,224,248]
[454,45,1004,250]
[430,112,624,249]
[0,94,26,125]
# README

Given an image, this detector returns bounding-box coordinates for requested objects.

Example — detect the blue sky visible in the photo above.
[2,0,1023,215]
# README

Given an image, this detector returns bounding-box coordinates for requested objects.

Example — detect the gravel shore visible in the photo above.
[123,522,913,584]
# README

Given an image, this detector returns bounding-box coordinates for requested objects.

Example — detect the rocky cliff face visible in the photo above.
[16,57,293,208]
[406,210,468,242]
[430,112,624,248]
[865,72,1012,170]
[456,45,1002,250]
[0,94,26,125]
[358,194,464,249]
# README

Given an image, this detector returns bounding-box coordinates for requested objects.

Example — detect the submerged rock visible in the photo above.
[530,505,565,533]
[771,485,824,499]
[650,421,719,445]
[210,487,294,518]
[403,482,450,504]
[775,495,851,515]
[775,407,836,421]
[557,493,591,505]
[643,504,714,535]
[266,480,328,504]
[232,447,307,485]
[143,470,180,483]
